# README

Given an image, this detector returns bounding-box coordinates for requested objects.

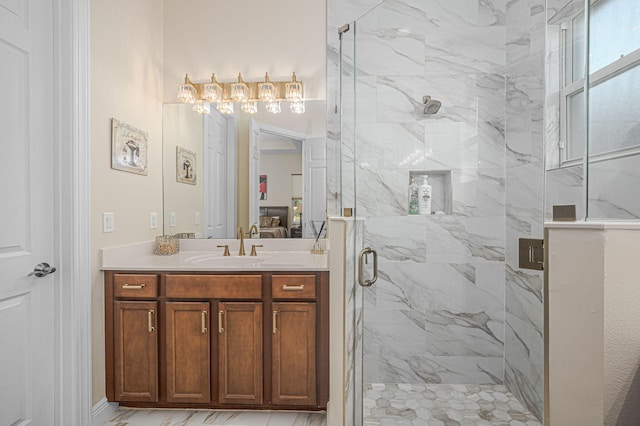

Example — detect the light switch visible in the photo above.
[169,212,176,227]
[102,212,114,233]
[195,211,200,225]
[149,212,158,229]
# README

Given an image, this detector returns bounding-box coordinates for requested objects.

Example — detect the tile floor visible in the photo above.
[104,384,541,426]
[363,384,541,426]
[103,409,327,426]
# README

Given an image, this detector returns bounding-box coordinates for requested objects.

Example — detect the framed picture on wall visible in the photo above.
[176,146,197,185]
[111,118,148,175]
[260,174,267,200]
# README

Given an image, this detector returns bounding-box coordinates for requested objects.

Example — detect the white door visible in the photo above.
[248,119,261,229]
[303,137,327,238]
[204,111,230,238]
[0,0,56,425]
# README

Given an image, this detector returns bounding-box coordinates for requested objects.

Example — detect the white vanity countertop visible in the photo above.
[101,239,329,272]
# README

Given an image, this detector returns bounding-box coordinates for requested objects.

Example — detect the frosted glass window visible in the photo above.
[589,0,640,73]
[571,12,586,82]
[589,63,640,155]
[567,90,585,160]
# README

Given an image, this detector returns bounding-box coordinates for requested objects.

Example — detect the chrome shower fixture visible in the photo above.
[422,95,441,115]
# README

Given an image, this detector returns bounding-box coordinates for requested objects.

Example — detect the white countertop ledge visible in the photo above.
[101,239,329,272]
[545,221,640,230]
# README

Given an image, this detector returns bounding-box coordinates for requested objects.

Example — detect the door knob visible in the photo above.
[28,262,57,277]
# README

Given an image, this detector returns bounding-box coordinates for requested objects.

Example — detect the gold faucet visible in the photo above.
[237,227,246,256]
[248,224,259,238]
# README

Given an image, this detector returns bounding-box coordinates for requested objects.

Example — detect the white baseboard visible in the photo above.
[91,398,118,425]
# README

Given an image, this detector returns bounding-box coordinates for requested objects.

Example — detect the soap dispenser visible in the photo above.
[418,175,432,215]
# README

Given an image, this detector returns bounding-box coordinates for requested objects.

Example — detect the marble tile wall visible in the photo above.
[505,0,545,420]
[328,0,509,390]
[328,0,547,422]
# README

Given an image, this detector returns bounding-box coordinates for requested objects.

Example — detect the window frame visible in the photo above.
[559,5,640,167]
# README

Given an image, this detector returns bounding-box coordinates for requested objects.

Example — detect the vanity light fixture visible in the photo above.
[217,100,234,115]
[230,73,249,102]
[259,72,276,101]
[266,100,281,114]
[201,73,222,102]
[177,71,305,114]
[241,100,258,114]
[285,72,303,100]
[192,100,211,114]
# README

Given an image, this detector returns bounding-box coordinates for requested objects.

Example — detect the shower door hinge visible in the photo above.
[519,238,544,271]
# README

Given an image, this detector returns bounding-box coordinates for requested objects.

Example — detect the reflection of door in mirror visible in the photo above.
[163,104,237,238]
[204,111,237,238]
[251,121,326,238]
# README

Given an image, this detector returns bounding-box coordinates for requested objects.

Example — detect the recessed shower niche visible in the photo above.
[408,169,452,215]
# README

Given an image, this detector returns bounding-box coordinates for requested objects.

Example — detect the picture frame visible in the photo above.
[111,118,148,175]
[176,146,197,185]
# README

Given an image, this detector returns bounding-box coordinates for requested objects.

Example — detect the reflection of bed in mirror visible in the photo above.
[259,206,289,238]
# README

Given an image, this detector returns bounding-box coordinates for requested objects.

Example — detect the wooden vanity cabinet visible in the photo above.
[165,301,210,403]
[105,270,328,410]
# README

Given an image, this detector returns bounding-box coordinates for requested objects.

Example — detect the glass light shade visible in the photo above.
[290,100,305,114]
[285,72,303,100]
[259,73,276,101]
[231,73,249,101]
[177,83,196,103]
[266,100,281,114]
[192,101,210,114]
[217,101,234,115]
[259,82,276,101]
[202,83,222,102]
[241,101,258,114]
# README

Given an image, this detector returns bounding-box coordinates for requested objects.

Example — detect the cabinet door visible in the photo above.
[218,302,263,405]
[114,301,158,402]
[165,302,211,403]
[272,302,316,406]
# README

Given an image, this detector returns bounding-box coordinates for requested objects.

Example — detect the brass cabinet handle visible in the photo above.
[148,310,155,333]
[272,310,277,334]
[201,311,208,334]
[282,284,304,291]
[123,284,146,289]
[218,310,224,333]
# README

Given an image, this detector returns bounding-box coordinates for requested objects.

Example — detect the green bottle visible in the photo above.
[408,175,419,215]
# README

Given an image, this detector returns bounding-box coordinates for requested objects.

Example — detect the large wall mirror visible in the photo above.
[162,100,327,239]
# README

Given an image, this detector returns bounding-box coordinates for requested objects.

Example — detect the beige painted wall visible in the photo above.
[90,0,164,404]
[162,0,327,102]
[162,104,204,236]
[260,153,302,211]
[547,225,640,426]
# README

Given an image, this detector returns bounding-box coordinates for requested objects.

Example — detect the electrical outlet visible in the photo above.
[149,212,158,229]
[169,212,177,227]
[195,211,200,225]
[102,212,114,233]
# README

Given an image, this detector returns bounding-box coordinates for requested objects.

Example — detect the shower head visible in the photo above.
[422,95,441,115]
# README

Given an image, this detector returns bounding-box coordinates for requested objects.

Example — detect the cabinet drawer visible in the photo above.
[166,275,262,299]
[272,275,316,300]
[114,274,158,298]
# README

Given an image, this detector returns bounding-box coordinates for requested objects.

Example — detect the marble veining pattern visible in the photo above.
[104,409,326,426]
[364,383,541,425]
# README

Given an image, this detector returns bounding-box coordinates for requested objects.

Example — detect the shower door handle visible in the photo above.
[358,247,378,287]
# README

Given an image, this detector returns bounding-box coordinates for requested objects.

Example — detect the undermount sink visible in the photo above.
[184,254,272,267]
[182,250,325,269]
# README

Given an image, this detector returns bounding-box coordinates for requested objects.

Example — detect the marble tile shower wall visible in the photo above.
[327,0,546,421]
[505,0,545,420]
[328,0,510,387]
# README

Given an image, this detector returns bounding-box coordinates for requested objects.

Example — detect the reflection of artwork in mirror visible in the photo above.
[111,118,148,175]
[259,174,267,200]
[176,146,196,185]
[292,198,302,224]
